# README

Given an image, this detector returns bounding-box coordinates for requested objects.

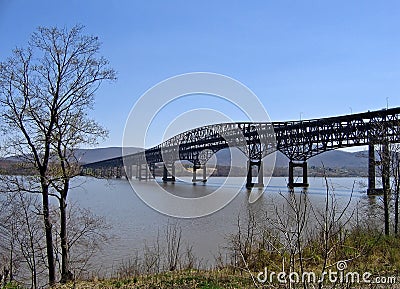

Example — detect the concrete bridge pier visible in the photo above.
[192,163,200,183]
[246,160,264,189]
[288,161,309,189]
[162,163,176,183]
[144,164,149,180]
[192,164,207,184]
[202,165,207,183]
[135,163,139,179]
[125,165,133,180]
[137,163,142,180]
[368,142,390,195]
[149,163,156,179]
[137,163,149,180]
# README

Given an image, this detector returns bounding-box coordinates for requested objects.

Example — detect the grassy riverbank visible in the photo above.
[54,270,256,289]
[5,232,400,289]
[52,268,399,289]
[4,185,400,289]
[51,229,400,289]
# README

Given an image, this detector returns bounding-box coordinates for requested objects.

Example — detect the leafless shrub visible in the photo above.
[165,222,182,271]
[142,236,161,274]
[0,188,47,288]
[116,252,141,279]
[52,203,111,280]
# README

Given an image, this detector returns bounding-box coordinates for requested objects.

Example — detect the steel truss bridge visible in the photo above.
[82,107,400,192]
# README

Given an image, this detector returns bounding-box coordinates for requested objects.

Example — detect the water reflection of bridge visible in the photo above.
[82,107,400,193]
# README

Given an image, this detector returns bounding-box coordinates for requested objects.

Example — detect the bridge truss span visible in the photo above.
[275,107,400,161]
[82,107,400,191]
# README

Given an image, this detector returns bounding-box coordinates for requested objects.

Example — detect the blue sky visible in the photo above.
[1,1,400,148]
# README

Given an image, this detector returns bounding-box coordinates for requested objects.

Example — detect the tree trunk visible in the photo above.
[395,163,400,236]
[60,179,72,283]
[395,190,399,236]
[20,192,38,289]
[42,184,56,285]
[382,143,390,236]
[9,236,13,283]
[383,189,390,236]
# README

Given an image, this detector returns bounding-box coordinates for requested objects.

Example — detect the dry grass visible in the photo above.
[54,269,254,289]
[51,268,400,289]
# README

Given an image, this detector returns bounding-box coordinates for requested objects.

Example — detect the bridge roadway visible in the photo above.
[82,107,400,192]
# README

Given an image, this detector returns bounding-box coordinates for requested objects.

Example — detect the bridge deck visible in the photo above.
[83,107,400,168]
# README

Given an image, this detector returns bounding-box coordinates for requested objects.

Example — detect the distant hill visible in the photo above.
[213,148,368,168]
[75,147,142,164]
[2,146,369,169]
[307,150,368,168]
[0,146,370,177]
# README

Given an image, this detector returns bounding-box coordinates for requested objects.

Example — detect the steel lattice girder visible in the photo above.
[82,107,400,169]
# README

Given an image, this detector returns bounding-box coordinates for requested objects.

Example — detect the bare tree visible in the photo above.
[228,209,258,273]
[0,178,48,288]
[371,141,392,236]
[13,192,44,289]
[391,145,400,236]
[165,222,182,271]
[0,190,18,286]
[53,203,111,280]
[0,25,116,285]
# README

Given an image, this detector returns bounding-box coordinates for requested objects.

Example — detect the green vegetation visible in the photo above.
[2,169,400,288]
[52,270,253,289]
[42,225,400,289]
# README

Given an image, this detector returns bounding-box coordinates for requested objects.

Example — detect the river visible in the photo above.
[68,176,381,276]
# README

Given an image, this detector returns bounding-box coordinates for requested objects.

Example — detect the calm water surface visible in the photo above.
[69,176,379,275]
